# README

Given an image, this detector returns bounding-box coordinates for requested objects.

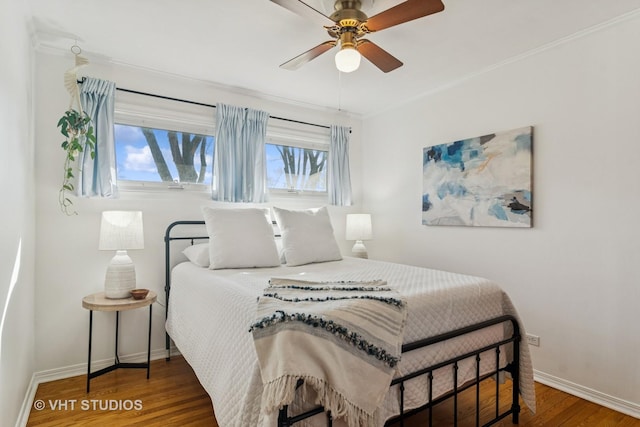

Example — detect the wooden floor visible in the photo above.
[27,356,640,426]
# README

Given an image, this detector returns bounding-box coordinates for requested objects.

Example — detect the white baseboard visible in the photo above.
[15,373,38,427]
[15,347,180,427]
[534,370,640,419]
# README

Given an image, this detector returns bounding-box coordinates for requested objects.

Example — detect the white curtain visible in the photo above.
[328,125,352,206]
[78,77,117,197]
[213,103,269,202]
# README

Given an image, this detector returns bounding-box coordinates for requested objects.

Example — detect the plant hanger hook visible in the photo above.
[64,41,89,113]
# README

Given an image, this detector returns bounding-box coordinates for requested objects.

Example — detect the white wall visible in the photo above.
[33,51,363,373]
[362,13,640,411]
[0,1,36,426]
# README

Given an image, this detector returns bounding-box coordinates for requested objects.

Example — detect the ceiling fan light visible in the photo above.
[335,46,361,73]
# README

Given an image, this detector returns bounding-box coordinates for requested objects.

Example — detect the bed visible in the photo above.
[164,207,536,427]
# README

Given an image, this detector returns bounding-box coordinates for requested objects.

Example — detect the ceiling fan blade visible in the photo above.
[365,0,444,32]
[270,0,335,27]
[357,39,403,73]
[280,41,337,70]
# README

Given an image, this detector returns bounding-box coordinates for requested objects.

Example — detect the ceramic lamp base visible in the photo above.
[351,240,368,259]
[104,250,136,299]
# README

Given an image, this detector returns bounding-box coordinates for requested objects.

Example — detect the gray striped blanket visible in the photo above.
[250,278,408,427]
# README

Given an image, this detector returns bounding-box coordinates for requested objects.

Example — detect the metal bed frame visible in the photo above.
[164,220,522,427]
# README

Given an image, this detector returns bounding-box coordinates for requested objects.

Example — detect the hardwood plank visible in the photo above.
[27,357,216,427]
[26,356,640,426]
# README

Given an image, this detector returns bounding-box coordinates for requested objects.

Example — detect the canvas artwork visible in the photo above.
[422,126,532,227]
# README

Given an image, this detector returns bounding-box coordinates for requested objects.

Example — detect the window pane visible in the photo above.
[115,124,214,184]
[266,143,327,192]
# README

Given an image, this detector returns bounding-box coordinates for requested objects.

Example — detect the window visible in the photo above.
[266,144,327,193]
[114,91,216,190]
[114,91,330,195]
[115,124,214,186]
[266,123,330,195]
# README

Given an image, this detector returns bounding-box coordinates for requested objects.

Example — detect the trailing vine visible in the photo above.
[57,109,96,215]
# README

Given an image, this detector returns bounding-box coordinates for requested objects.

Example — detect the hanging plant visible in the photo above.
[57,109,96,215]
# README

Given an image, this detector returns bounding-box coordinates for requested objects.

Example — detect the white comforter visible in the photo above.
[166,257,535,427]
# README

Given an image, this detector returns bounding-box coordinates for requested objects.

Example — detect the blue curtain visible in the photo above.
[78,77,117,197]
[243,108,269,202]
[328,125,352,206]
[213,103,269,202]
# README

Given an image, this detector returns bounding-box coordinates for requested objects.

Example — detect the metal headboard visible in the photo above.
[163,219,280,358]
[164,220,208,358]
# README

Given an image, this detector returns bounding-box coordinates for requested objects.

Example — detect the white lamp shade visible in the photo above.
[99,211,144,250]
[346,214,373,241]
[335,47,361,73]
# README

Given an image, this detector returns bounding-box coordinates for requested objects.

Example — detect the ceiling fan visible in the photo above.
[270,0,445,73]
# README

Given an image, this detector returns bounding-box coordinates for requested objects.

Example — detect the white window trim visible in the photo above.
[115,109,215,137]
[266,122,330,151]
[116,180,210,193]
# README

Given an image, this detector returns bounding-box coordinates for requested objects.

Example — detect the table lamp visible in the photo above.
[346,213,372,259]
[99,211,144,299]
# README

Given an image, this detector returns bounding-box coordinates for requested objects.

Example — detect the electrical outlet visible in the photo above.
[526,334,540,347]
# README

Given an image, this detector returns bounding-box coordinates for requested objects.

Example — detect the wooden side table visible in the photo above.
[82,290,157,392]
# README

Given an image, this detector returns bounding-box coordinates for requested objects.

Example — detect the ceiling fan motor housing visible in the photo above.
[330,0,368,24]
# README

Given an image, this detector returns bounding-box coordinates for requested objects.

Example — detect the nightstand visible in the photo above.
[82,290,157,392]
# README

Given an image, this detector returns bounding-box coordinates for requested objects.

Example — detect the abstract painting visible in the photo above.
[422,126,532,227]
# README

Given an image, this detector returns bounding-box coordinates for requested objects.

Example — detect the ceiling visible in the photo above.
[27,0,640,116]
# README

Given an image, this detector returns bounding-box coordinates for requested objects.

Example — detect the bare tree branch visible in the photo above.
[141,128,173,181]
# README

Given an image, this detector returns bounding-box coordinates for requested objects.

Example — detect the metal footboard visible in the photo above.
[278,315,521,427]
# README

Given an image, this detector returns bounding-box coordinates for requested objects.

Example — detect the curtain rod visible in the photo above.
[78,79,335,131]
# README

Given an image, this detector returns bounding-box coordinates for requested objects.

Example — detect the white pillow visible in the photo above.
[201,207,281,269]
[182,243,210,268]
[273,206,342,267]
[275,237,286,264]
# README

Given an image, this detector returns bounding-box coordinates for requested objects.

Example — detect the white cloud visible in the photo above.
[124,145,158,173]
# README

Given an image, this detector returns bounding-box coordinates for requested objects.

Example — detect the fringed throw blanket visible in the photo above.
[249,278,408,427]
